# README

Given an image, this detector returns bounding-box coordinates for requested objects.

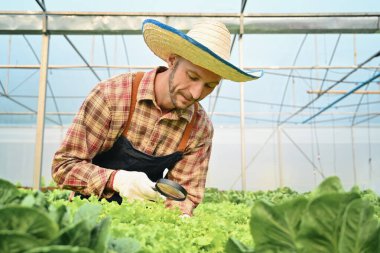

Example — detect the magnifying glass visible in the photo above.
[153,178,187,201]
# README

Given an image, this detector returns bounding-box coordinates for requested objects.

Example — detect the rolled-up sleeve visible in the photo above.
[52,84,115,198]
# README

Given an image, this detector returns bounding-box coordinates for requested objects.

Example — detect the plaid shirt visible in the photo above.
[52,67,213,215]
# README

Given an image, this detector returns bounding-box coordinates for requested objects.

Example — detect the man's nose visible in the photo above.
[189,81,204,101]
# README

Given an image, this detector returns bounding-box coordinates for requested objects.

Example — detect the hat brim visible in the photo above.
[142,19,263,82]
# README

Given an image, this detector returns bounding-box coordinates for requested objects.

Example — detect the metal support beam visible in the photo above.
[0,12,379,34]
[277,127,284,187]
[239,11,247,191]
[33,33,50,190]
[307,90,380,95]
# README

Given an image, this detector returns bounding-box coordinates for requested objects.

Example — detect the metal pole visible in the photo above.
[350,127,357,184]
[239,12,247,191]
[307,90,380,95]
[277,126,284,187]
[33,33,50,190]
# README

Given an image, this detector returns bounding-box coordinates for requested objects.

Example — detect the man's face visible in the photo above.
[168,56,221,110]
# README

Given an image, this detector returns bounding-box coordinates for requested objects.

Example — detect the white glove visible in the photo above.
[113,170,161,201]
[180,214,191,219]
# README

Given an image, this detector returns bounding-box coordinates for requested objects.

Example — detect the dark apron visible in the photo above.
[91,136,183,203]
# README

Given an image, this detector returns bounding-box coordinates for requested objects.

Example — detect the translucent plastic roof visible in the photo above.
[1,0,379,127]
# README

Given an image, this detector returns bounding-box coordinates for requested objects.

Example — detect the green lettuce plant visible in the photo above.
[0,179,140,253]
[226,177,380,253]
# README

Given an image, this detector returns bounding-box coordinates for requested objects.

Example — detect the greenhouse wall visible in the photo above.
[1,126,379,194]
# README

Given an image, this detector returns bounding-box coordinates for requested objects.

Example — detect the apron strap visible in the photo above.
[122,71,198,152]
[123,72,144,136]
[177,102,198,152]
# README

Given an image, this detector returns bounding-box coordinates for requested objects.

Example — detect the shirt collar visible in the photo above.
[137,67,195,122]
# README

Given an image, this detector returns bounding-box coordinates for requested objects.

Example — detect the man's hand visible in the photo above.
[113,170,162,201]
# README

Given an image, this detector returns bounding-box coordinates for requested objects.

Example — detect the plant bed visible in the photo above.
[1,177,379,253]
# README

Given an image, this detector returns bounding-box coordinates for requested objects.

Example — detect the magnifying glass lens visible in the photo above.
[155,178,187,201]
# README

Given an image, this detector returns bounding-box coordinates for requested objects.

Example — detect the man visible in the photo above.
[52,19,262,216]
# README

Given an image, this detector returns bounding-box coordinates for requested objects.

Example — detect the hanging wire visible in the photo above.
[90,36,96,65]
[366,93,373,187]
[303,72,380,123]
[210,0,248,120]
[279,50,380,125]
[353,113,380,125]
[281,129,325,179]
[101,35,111,78]
[318,34,341,93]
[211,95,321,110]
[349,55,379,186]
[350,125,357,185]
[63,35,101,82]
[0,78,6,94]
[320,34,338,174]
[265,71,359,84]
[8,70,39,94]
[277,34,308,124]
[0,84,60,125]
[35,0,46,11]
[121,36,131,73]
[308,69,324,184]
[308,70,317,186]
[351,66,380,125]
[330,96,337,175]
[229,129,277,189]
[22,35,63,125]
[337,100,380,109]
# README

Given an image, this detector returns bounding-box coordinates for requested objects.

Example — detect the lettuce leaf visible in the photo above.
[25,245,95,253]
[251,197,307,252]
[0,231,43,253]
[0,178,20,205]
[0,206,59,241]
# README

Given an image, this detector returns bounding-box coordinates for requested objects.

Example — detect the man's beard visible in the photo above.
[168,61,181,108]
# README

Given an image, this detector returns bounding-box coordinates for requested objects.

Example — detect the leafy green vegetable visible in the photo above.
[251,197,308,252]
[48,204,72,229]
[73,203,102,226]
[0,206,59,241]
[227,176,380,253]
[226,237,255,253]
[311,176,344,197]
[298,192,361,252]
[0,231,42,253]
[1,176,379,253]
[0,179,139,253]
[339,199,379,252]
[89,217,111,253]
[25,245,95,253]
[108,237,141,253]
[0,178,20,205]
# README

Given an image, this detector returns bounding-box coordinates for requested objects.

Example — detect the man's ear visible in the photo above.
[167,54,177,68]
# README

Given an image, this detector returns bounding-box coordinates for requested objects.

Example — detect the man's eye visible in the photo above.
[207,83,218,88]
[188,74,198,81]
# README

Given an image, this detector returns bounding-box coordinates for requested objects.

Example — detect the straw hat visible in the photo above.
[142,19,263,82]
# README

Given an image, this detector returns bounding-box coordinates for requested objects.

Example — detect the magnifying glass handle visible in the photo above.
[163,168,169,178]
